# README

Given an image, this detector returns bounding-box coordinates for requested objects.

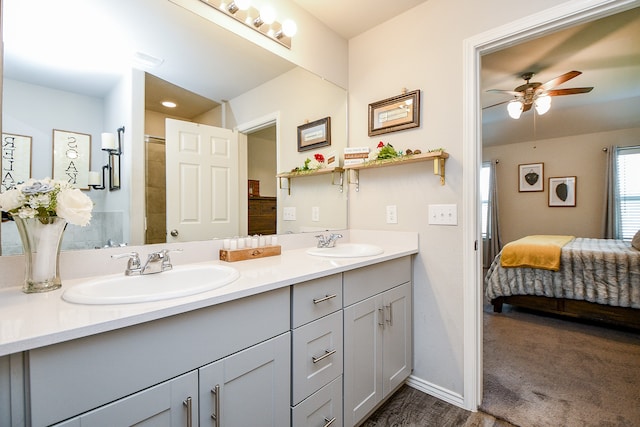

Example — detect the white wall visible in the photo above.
[347,0,572,401]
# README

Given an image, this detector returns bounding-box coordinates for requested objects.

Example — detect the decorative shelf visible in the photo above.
[343,151,449,191]
[276,167,344,195]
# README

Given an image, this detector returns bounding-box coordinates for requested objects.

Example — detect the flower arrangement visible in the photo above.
[376,141,398,160]
[291,153,326,172]
[0,178,93,226]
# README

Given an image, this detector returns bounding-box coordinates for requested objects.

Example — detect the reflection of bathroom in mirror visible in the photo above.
[0,0,348,255]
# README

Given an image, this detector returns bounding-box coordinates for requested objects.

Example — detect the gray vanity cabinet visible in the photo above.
[28,287,290,426]
[198,333,290,427]
[343,257,412,427]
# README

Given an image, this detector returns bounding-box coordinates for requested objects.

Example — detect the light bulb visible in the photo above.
[534,95,551,115]
[507,100,523,119]
[260,5,276,25]
[282,19,297,37]
[234,0,250,10]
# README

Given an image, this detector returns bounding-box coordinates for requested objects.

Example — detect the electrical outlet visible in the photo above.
[386,205,398,224]
[311,206,320,222]
[283,207,296,221]
[428,204,457,225]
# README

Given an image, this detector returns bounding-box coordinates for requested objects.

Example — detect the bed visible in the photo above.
[485,236,640,330]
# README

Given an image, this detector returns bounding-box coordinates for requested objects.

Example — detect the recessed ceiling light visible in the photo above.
[162,101,177,108]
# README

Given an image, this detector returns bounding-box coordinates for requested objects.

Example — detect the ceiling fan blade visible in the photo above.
[486,89,522,96]
[522,103,533,112]
[545,87,594,96]
[538,70,582,91]
[482,100,510,109]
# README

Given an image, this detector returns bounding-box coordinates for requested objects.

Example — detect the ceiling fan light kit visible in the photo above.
[486,70,593,120]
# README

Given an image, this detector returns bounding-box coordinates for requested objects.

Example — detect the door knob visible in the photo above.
[170,229,179,237]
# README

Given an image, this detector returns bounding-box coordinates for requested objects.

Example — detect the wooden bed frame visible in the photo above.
[491,295,640,331]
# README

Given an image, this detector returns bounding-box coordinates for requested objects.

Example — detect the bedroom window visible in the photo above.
[481,163,490,238]
[616,146,640,240]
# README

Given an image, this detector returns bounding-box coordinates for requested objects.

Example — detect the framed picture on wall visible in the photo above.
[52,129,91,190]
[297,117,331,152]
[518,162,544,192]
[549,176,577,207]
[368,90,420,136]
[1,133,32,192]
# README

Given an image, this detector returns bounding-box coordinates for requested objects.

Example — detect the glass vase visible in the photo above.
[14,216,67,293]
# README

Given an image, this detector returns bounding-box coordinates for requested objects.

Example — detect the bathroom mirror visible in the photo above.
[1,0,348,254]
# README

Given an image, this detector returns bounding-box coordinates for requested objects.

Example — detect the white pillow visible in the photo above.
[632,229,640,250]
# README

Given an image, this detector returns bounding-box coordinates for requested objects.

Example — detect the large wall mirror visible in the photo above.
[1,0,348,255]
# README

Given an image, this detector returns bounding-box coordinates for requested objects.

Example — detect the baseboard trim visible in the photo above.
[405,375,466,409]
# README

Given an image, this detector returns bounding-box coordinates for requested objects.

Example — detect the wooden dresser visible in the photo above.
[248,196,277,235]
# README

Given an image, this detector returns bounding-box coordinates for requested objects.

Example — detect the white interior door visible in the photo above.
[165,118,239,242]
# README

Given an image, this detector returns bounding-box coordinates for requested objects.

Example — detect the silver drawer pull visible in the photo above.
[323,416,337,427]
[385,304,393,326]
[183,397,193,427]
[313,294,337,304]
[312,348,337,363]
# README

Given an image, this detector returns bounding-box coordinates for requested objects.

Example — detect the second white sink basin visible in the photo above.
[62,264,240,305]
[306,243,384,258]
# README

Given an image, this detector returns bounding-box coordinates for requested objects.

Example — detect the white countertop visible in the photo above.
[0,231,418,357]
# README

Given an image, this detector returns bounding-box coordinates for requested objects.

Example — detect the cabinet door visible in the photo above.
[66,370,198,427]
[343,295,383,427]
[199,333,290,427]
[382,282,412,396]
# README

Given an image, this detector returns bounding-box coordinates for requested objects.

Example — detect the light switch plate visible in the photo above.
[428,204,457,225]
[283,207,296,221]
[311,206,320,222]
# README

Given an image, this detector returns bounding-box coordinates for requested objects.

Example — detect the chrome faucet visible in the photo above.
[315,233,343,248]
[112,249,182,275]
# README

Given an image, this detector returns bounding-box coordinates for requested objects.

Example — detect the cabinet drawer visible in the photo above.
[292,311,343,405]
[292,274,342,328]
[292,375,343,427]
[343,256,411,306]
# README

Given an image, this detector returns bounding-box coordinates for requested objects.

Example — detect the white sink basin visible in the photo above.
[62,264,240,305]
[306,243,384,258]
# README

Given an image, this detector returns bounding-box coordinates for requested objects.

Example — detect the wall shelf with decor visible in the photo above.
[344,151,449,191]
[276,167,344,195]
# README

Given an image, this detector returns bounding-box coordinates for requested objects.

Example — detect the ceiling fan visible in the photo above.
[485,70,594,119]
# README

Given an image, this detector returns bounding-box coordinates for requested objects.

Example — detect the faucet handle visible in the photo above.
[158,248,183,271]
[111,252,141,274]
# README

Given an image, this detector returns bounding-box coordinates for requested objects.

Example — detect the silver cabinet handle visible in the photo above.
[313,294,337,304]
[385,304,393,326]
[211,384,220,425]
[182,397,192,427]
[323,416,337,427]
[312,348,337,363]
[378,308,385,327]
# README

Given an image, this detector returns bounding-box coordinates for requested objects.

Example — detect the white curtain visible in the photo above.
[483,160,502,269]
[602,146,619,239]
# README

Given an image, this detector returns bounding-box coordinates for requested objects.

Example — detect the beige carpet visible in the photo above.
[481,305,640,427]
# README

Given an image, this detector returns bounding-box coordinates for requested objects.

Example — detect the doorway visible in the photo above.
[247,124,278,235]
[462,0,640,410]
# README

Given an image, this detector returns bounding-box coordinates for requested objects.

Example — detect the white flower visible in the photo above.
[55,188,93,226]
[17,206,37,219]
[0,188,24,211]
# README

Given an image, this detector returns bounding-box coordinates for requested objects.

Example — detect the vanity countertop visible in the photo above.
[0,231,418,357]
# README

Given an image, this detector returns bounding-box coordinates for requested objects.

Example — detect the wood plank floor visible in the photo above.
[361,385,514,427]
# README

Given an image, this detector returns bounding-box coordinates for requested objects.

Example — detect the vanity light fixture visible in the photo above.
[89,126,124,191]
[199,0,297,49]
